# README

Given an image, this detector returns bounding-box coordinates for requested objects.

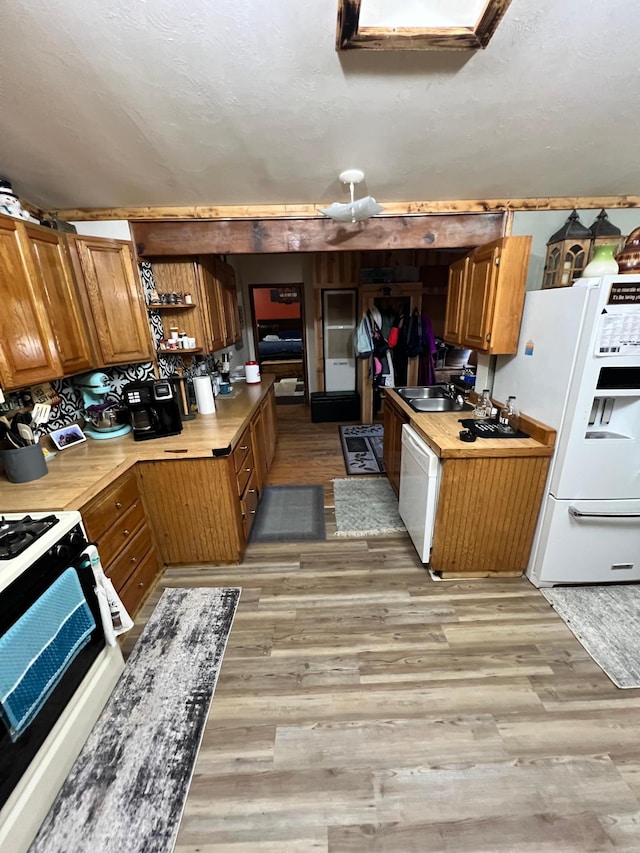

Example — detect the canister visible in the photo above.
[245,361,261,384]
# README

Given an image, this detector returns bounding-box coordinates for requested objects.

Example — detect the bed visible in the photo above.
[256,319,305,380]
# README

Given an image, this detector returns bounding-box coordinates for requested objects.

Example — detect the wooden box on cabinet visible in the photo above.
[444,236,531,355]
[80,468,161,617]
[68,235,155,367]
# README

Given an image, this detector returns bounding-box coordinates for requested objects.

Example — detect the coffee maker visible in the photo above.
[121,380,183,441]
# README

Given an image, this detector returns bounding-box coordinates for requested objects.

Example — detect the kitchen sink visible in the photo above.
[395,385,447,400]
[408,397,473,413]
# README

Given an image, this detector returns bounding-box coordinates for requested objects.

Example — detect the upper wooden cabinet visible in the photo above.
[22,223,94,376]
[150,255,241,353]
[444,236,532,355]
[68,235,154,366]
[0,215,64,390]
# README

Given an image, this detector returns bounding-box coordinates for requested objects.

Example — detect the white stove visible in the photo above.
[0,511,85,593]
[0,509,124,853]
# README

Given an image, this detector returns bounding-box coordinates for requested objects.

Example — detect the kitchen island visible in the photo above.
[0,377,278,614]
[384,388,555,578]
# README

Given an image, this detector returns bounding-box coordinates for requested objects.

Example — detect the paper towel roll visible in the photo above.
[193,375,216,414]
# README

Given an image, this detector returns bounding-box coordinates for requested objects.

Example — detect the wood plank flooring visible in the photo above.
[122,405,640,852]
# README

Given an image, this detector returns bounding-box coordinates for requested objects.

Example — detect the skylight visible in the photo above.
[337,0,512,51]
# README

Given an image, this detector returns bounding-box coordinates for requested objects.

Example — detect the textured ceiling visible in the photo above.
[0,0,638,211]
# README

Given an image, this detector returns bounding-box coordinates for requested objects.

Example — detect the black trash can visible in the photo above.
[310,391,360,423]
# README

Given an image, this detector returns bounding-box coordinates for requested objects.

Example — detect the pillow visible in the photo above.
[263,334,280,341]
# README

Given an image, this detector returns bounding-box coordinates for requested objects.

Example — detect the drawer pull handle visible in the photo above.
[240,444,249,451]
[250,510,256,515]
[248,488,257,494]
[115,501,122,509]
[245,467,251,473]
[131,556,137,564]
[138,582,144,588]
[123,529,131,537]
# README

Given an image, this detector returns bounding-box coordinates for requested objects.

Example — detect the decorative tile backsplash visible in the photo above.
[1,261,244,438]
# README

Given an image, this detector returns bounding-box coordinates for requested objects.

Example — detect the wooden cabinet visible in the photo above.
[250,385,277,490]
[137,387,278,565]
[382,392,411,496]
[0,215,63,390]
[68,235,154,366]
[444,236,531,355]
[150,255,240,354]
[22,223,94,375]
[81,467,161,618]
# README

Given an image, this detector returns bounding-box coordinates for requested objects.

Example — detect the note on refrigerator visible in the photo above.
[596,311,640,356]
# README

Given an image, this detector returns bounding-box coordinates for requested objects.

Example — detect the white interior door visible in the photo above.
[323,289,356,391]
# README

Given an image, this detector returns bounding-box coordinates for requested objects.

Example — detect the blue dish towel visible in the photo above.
[0,567,96,742]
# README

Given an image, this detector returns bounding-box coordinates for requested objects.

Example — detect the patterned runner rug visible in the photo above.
[31,587,240,853]
[339,424,385,475]
[541,585,640,688]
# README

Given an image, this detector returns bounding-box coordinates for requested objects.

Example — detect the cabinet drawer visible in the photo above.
[236,444,255,497]
[98,498,146,567]
[82,469,139,541]
[241,470,260,541]
[119,547,161,617]
[105,521,153,591]
[233,426,252,473]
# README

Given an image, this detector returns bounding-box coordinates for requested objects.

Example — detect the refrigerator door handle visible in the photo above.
[569,505,640,519]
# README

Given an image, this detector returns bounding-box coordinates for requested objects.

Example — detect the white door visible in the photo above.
[529,494,640,587]
[399,425,441,563]
[323,289,356,391]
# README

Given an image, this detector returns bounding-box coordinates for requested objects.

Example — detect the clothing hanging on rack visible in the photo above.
[418,312,437,385]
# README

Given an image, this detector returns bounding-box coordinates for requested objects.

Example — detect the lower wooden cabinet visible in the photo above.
[137,390,278,565]
[383,393,410,496]
[80,467,161,617]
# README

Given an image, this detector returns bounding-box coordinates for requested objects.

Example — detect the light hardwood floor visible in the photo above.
[123,405,640,852]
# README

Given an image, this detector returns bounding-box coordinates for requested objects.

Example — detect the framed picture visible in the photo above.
[49,425,87,451]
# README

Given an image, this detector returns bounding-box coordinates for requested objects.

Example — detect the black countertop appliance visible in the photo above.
[121,379,182,441]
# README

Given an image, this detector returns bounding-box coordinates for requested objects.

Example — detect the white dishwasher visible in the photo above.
[399,424,441,563]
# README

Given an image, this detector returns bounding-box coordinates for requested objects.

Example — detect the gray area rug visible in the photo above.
[339,424,385,475]
[333,477,405,537]
[30,587,240,853]
[541,585,640,688]
[250,484,325,542]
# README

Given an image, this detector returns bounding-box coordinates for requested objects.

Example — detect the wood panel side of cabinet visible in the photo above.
[21,224,95,375]
[0,216,63,389]
[484,235,531,354]
[137,458,244,564]
[430,454,550,577]
[69,235,154,366]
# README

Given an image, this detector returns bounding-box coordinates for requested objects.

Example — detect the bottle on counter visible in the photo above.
[473,389,492,419]
[497,396,519,434]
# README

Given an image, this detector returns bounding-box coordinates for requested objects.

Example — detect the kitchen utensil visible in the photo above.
[17,423,34,445]
[32,402,51,424]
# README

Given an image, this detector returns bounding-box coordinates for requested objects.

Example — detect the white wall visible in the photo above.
[512,208,640,291]
[228,254,316,391]
[70,220,132,240]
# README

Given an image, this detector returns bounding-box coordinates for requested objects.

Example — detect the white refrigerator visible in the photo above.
[493,274,640,587]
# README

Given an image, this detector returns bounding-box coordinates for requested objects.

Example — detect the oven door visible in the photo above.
[0,537,124,853]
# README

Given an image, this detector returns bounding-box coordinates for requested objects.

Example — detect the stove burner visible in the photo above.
[0,514,59,560]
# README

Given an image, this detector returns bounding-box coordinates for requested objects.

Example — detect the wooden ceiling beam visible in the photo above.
[131,213,506,257]
[55,197,640,222]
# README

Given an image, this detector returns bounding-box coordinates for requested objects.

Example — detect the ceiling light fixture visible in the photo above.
[320,169,384,223]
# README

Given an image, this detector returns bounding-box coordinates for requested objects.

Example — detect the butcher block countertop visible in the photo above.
[385,389,556,459]
[0,377,275,513]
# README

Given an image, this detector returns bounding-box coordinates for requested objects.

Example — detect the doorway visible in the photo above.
[249,283,307,405]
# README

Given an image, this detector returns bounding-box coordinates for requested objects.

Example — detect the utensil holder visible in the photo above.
[2,444,48,483]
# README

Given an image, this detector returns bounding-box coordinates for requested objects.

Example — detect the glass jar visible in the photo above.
[474,389,492,419]
[497,396,519,434]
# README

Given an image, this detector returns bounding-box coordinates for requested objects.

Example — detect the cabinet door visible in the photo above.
[383,398,409,496]
[21,224,94,375]
[262,387,277,469]
[72,236,154,366]
[0,216,62,389]
[198,257,226,352]
[443,257,469,345]
[461,244,499,351]
[218,259,242,346]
